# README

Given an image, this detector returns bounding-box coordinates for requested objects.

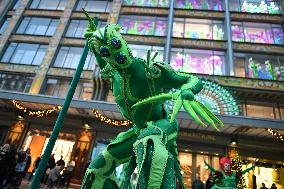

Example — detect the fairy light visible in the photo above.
[232,153,246,188]
[12,100,61,117]
[92,109,132,127]
[266,128,284,141]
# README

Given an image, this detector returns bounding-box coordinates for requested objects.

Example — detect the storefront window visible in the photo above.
[196,154,210,183]
[246,103,275,119]
[231,22,284,44]
[229,0,281,14]
[175,0,223,11]
[171,48,225,75]
[173,18,224,40]
[118,16,167,36]
[123,0,169,7]
[43,79,93,100]
[179,152,192,188]
[0,72,33,92]
[280,107,284,120]
[234,54,284,81]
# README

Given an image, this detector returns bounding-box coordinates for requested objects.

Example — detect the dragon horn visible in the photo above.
[82,8,98,31]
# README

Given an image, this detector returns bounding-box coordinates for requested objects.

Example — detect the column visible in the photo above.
[29,0,77,94]
[224,0,234,76]
[107,0,123,24]
[192,153,197,183]
[164,0,175,63]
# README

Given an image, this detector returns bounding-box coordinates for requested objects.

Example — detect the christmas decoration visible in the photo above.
[266,128,284,141]
[81,10,224,189]
[92,109,132,126]
[12,100,61,117]
[231,153,246,188]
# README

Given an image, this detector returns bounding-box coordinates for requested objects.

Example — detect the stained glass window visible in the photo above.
[170,48,225,75]
[231,22,284,44]
[123,0,169,7]
[118,16,167,36]
[173,18,224,40]
[234,53,284,81]
[230,0,281,14]
[175,0,223,11]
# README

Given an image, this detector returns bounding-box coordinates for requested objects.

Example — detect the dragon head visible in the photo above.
[83,9,133,69]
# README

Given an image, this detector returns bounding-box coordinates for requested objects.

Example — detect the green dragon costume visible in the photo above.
[205,158,255,189]
[81,11,224,189]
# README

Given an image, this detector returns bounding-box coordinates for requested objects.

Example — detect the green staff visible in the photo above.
[29,9,96,189]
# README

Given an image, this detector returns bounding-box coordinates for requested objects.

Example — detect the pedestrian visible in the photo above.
[47,165,64,188]
[42,154,56,185]
[260,183,268,189]
[56,155,65,166]
[205,173,215,189]
[0,144,11,186]
[271,183,277,189]
[8,148,32,189]
[28,156,41,181]
[4,144,17,187]
[64,159,75,188]
[192,175,205,189]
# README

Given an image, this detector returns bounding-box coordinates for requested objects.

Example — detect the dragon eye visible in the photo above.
[99,46,110,57]
[115,53,127,64]
[110,38,122,49]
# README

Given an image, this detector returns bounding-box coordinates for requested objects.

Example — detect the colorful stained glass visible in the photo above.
[170,49,225,75]
[175,0,223,11]
[123,0,169,7]
[118,16,166,36]
[230,0,281,14]
[231,22,284,44]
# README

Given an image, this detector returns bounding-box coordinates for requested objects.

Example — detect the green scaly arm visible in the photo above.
[204,161,216,173]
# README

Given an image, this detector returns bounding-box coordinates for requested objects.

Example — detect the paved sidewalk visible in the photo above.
[12,179,81,189]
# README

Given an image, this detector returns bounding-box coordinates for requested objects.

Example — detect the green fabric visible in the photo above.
[82,14,224,189]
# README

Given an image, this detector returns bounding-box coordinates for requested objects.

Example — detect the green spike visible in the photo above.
[132,93,173,109]
[151,51,158,61]
[190,101,219,131]
[82,8,98,31]
[183,100,208,128]
[146,50,151,66]
[195,101,224,127]
[170,95,183,123]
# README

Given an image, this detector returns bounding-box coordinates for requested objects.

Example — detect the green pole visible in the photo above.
[29,42,89,189]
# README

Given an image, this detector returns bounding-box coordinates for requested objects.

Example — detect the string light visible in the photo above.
[92,109,132,127]
[12,100,61,117]
[266,128,284,141]
[232,153,246,188]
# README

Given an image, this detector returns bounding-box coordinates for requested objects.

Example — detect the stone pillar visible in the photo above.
[29,0,77,94]
[0,0,29,54]
[107,0,123,24]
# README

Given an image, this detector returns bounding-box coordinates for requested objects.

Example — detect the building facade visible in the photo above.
[0,0,284,188]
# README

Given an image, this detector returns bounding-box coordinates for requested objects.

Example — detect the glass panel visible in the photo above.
[247,57,279,80]
[30,0,66,10]
[175,0,223,10]
[32,45,47,65]
[173,18,184,38]
[179,152,192,188]
[280,107,284,120]
[272,27,284,44]
[0,17,11,34]
[234,58,246,77]
[196,154,210,183]
[123,0,169,7]
[46,20,59,36]
[232,23,245,42]
[0,72,33,92]
[240,0,280,14]
[1,43,17,62]
[246,103,275,119]
[76,0,110,12]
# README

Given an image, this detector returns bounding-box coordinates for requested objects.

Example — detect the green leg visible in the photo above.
[81,128,137,189]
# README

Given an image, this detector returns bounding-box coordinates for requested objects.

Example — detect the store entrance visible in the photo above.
[23,130,76,173]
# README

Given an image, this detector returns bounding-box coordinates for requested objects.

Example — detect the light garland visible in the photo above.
[12,100,61,117]
[92,109,132,127]
[232,153,246,188]
[266,128,284,141]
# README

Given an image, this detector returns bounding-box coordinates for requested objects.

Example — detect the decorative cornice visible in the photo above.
[24,9,62,18]
[10,34,50,44]
[174,9,224,19]
[199,75,284,92]
[233,42,284,55]
[172,38,226,50]
[123,34,166,45]
[61,38,85,47]
[47,67,93,80]
[120,6,168,16]
[231,12,284,24]
[71,12,109,20]
[0,63,37,74]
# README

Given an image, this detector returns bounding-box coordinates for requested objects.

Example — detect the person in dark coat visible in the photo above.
[205,173,215,189]
[3,144,17,187]
[42,154,56,184]
[192,175,205,189]
[29,156,41,181]
[0,144,11,186]
[270,183,277,189]
[56,156,65,166]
